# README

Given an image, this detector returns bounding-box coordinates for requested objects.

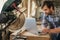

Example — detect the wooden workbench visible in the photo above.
[10,31,51,40]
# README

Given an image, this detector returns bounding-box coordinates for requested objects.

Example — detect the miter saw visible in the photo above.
[0,0,25,31]
[0,0,26,40]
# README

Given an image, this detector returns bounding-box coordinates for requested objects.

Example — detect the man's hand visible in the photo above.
[42,28,50,34]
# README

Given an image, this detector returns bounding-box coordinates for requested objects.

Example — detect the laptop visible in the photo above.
[24,18,39,35]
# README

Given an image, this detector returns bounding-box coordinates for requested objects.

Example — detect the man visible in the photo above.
[41,1,60,40]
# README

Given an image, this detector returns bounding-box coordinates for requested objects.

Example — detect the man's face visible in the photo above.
[42,5,54,15]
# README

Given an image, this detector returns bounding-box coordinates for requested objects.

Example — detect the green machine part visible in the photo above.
[2,0,21,12]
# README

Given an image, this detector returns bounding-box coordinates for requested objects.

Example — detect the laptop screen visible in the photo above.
[24,18,38,35]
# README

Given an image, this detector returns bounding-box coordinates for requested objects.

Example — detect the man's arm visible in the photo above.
[42,27,60,34]
[49,28,60,33]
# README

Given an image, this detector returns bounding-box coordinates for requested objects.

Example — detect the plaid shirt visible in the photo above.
[40,13,60,29]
